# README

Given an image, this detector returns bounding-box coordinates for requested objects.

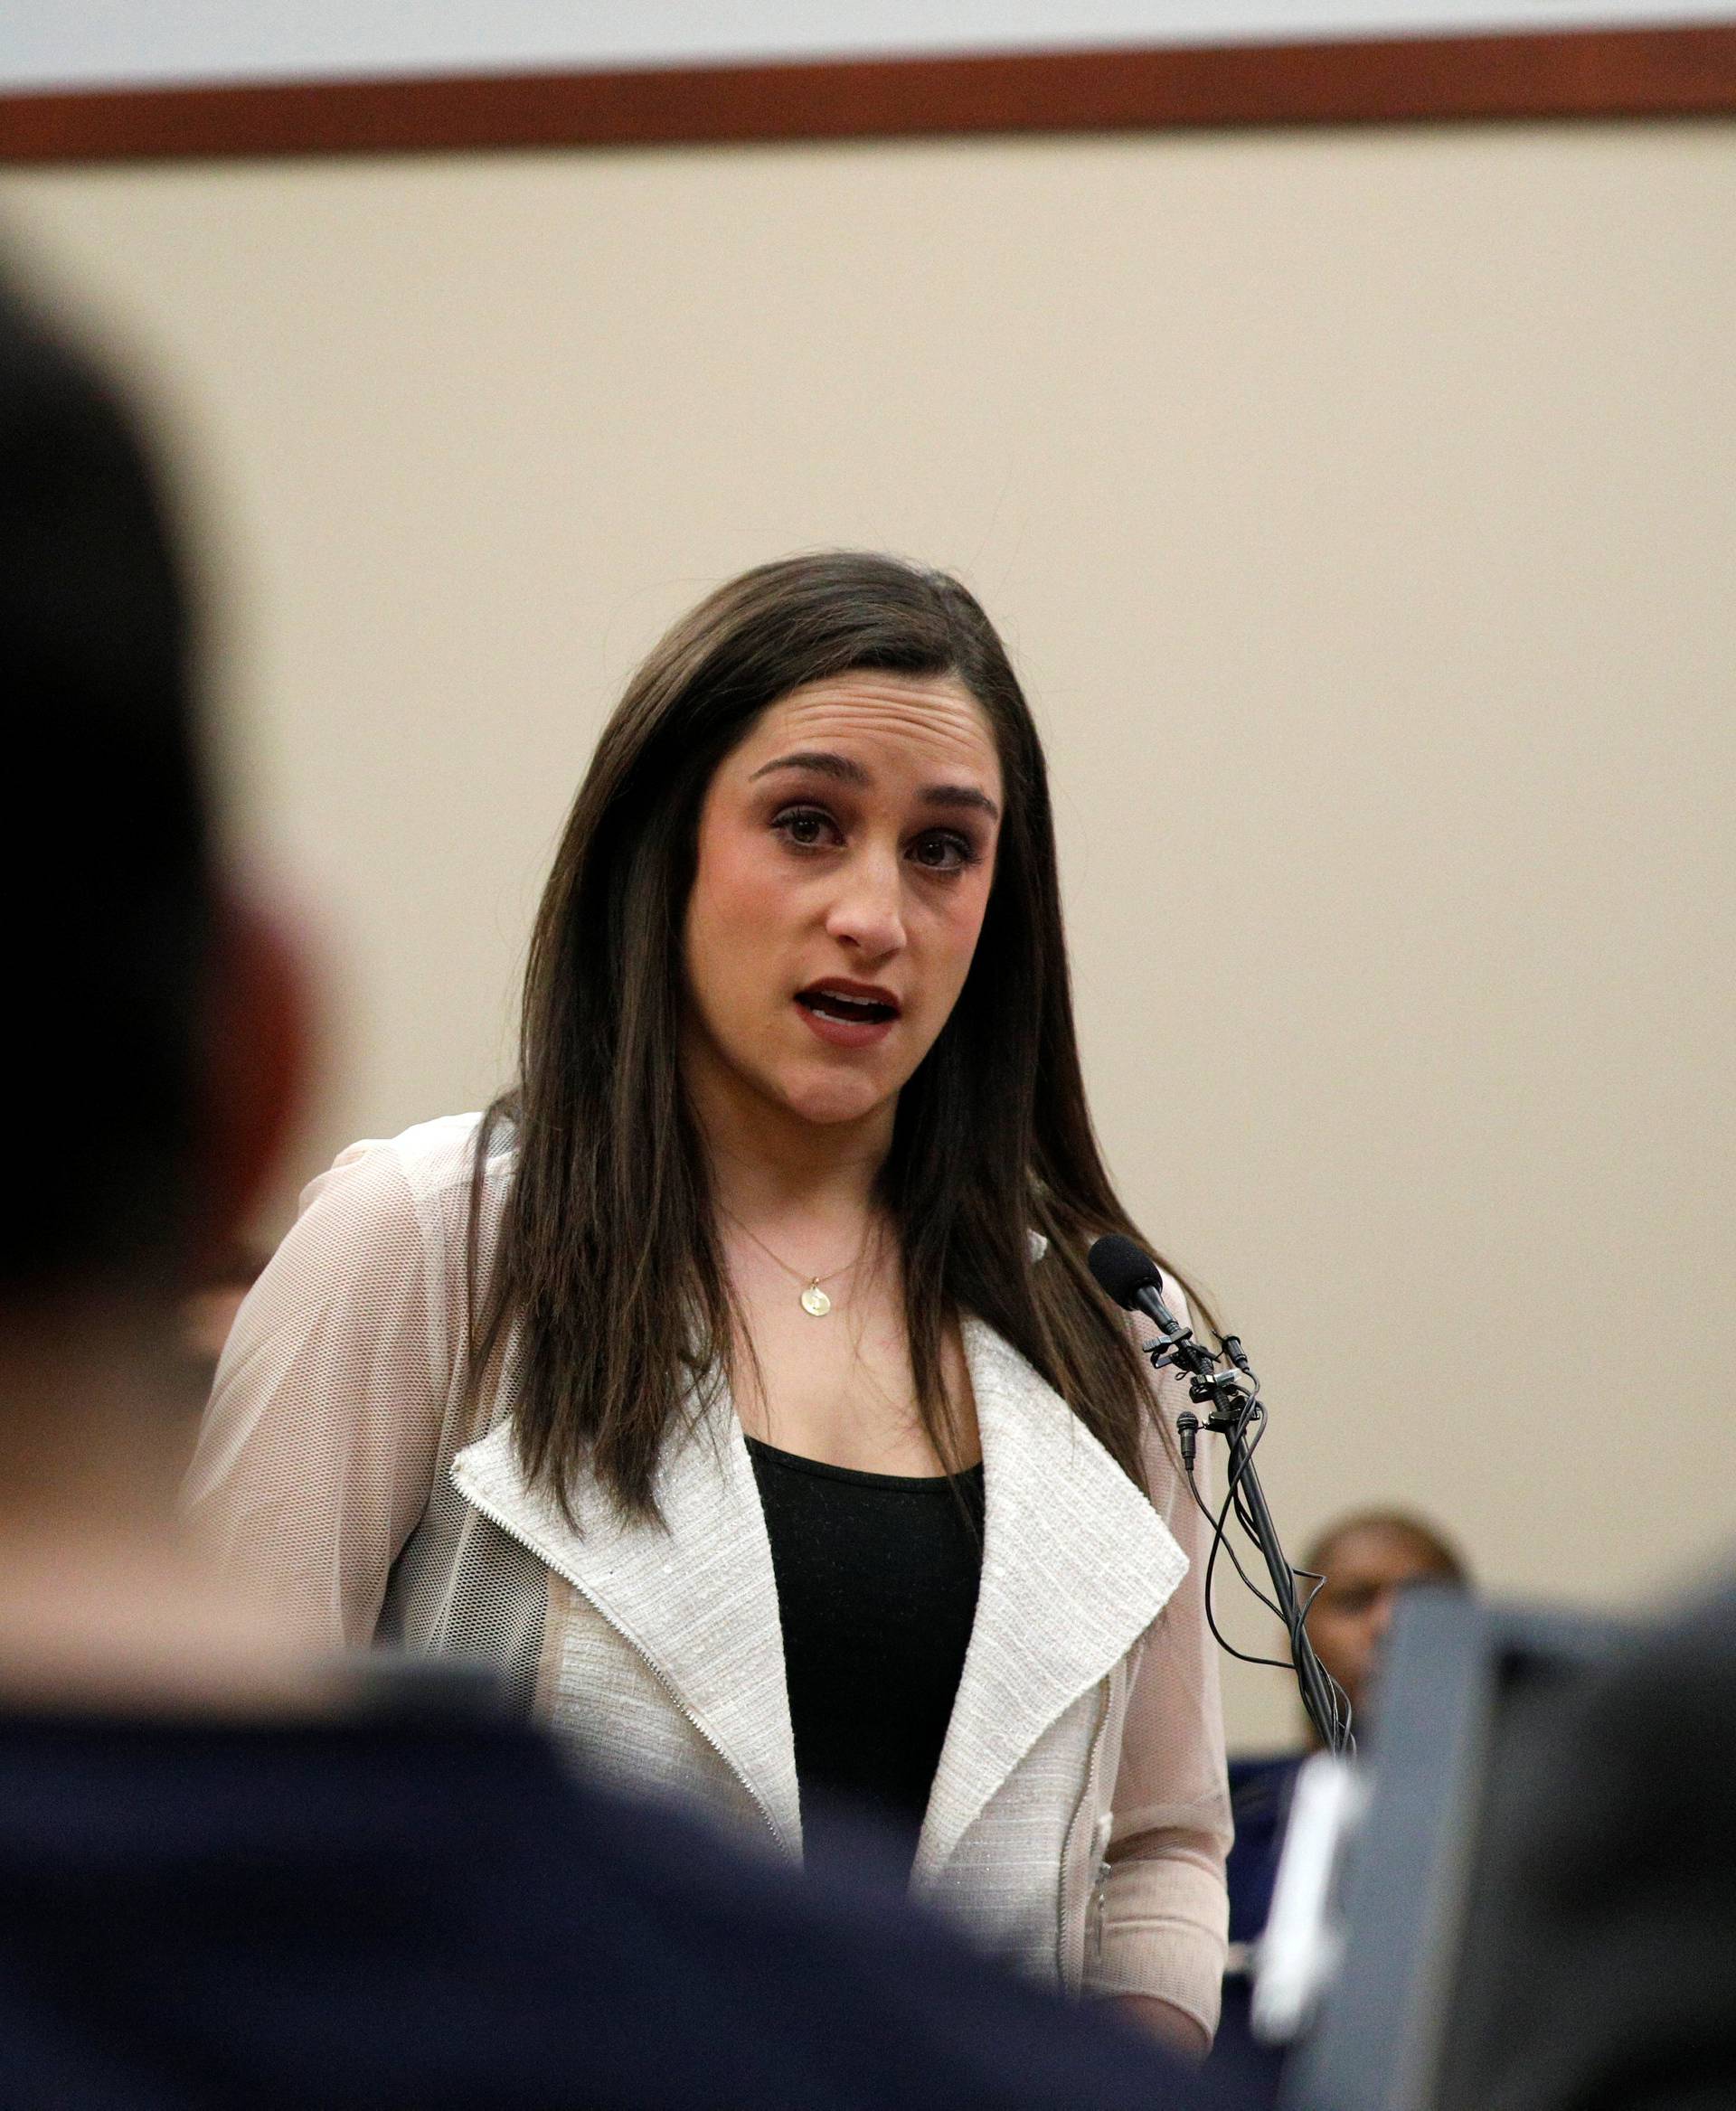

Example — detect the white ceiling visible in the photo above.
[4,0,1731,95]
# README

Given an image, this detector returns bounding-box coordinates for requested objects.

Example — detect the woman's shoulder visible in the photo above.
[288,1112,514,1265]
[302,1111,509,1208]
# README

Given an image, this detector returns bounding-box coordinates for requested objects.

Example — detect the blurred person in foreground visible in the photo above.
[1209,1508,1468,2102]
[0,278,1241,2110]
[179,1239,269,1396]
[1463,1579,1736,2111]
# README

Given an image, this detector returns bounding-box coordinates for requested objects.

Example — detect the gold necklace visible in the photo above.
[722,1209,872,1318]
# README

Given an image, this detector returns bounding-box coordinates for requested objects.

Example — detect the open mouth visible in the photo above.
[795,982,901,1026]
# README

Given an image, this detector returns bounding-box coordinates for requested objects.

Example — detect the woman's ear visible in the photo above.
[189,886,315,1270]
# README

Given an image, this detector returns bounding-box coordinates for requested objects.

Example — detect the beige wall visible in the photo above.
[5,118,1731,1747]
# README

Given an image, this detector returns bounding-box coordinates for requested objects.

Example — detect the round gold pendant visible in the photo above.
[799,1281,833,1317]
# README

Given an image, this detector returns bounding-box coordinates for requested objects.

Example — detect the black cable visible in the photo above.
[1186,1399,1274,1607]
[1218,1429,1287,1621]
[1168,1352,1355,1750]
[1186,1431,1301,1672]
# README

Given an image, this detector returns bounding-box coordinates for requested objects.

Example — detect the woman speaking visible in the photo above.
[189,552,1231,2052]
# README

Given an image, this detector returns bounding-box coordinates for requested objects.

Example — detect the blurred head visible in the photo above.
[482,551,1180,1517]
[179,1241,269,1393]
[1303,1508,1468,1732]
[0,281,303,1324]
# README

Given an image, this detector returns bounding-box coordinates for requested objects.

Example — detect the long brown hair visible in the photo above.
[467,551,1194,1520]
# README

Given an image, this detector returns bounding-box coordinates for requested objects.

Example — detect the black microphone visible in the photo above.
[1088,1233,1186,1341]
[1092,1237,1352,1755]
[1089,1233,1221,1383]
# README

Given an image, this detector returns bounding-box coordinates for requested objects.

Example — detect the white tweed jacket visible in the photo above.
[188,1115,1231,2040]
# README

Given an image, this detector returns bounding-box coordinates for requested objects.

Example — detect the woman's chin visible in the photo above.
[779,1067,897,1130]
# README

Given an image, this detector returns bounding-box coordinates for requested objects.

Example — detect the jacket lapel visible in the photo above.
[913,1317,1189,1881]
[451,1318,1185,1882]
[450,1395,802,1856]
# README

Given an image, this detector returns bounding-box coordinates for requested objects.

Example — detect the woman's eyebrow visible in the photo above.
[749,750,1000,822]
[921,784,1000,823]
[748,751,870,788]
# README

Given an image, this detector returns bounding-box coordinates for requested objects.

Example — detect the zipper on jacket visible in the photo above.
[1090,1859,1111,1966]
[453,1475,795,1863]
[1061,1677,1114,1989]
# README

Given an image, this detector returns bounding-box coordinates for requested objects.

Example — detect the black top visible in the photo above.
[746,1437,986,1870]
[0,1697,1232,2111]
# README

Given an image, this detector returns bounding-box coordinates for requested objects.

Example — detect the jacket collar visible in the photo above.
[450,1318,1186,1874]
[451,1399,802,1856]
[913,1318,1186,1878]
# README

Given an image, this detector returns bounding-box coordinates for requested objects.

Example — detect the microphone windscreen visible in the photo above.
[1087,1233,1163,1312]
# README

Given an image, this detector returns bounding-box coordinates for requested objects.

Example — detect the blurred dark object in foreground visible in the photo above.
[1452,1581,1736,2111]
[0,1686,1240,2111]
[1273,1582,1736,2111]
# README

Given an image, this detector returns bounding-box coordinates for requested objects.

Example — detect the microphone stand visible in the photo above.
[1137,1300,1351,1758]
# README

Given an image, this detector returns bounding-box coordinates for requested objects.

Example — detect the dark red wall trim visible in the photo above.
[3,24,1734,165]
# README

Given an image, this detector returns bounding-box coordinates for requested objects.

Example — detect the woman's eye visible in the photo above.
[908,831,976,872]
[772,806,838,850]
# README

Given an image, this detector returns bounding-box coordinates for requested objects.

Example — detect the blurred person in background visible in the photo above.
[1297,1508,1468,1748]
[1210,1507,1468,2101]
[189,551,1233,2052]
[0,277,1248,2111]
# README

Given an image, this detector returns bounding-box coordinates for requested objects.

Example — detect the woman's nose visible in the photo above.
[825,853,906,957]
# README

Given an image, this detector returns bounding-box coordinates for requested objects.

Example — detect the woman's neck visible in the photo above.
[685,1051,892,1233]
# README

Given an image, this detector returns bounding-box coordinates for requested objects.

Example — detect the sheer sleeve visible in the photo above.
[1085,1286,1233,2043]
[184,1136,458,1647]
